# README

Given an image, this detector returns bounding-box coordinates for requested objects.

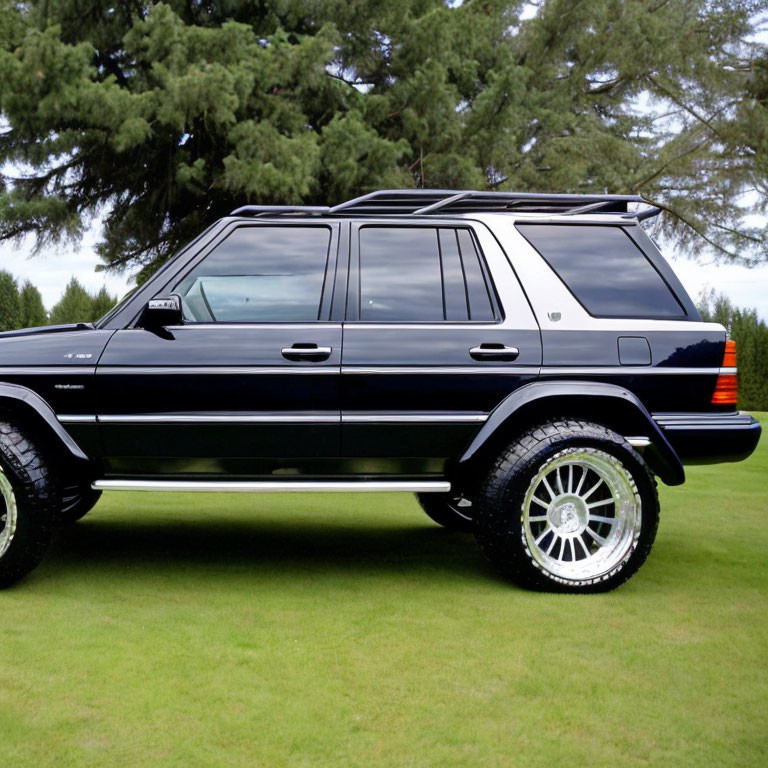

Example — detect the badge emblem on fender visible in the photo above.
[547,312,561,322]
[64,353,93,359]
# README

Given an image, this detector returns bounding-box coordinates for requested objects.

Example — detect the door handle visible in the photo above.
[281,343,332,362]
[469,343,520,361]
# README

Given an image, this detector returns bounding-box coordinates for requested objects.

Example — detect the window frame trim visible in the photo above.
[346,222,503,325]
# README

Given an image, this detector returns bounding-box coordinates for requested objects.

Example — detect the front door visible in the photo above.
[97,222,342,478]
[340,221,541,476]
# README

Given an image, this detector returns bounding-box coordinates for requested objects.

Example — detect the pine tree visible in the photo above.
[0,1,765,280]
[48,278,94,325]
[0,270,20,331]
[90,286,117,322]
[18,280,47,329]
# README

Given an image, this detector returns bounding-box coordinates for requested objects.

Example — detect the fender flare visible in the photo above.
[458,380,685,486]
[0,382,90,466]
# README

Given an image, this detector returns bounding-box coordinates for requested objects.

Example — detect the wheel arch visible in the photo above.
[0,383,92,473]
[456,380,685,487]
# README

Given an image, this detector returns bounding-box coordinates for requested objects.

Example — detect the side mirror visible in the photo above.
[141,295,183,328]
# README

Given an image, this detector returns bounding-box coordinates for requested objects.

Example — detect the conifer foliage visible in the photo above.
[0,271,20,331]
[0,1,765,281]
[0,273,117,329]
[18,281,47,328]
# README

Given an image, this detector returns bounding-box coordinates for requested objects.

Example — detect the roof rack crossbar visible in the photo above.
[412,191,474,215]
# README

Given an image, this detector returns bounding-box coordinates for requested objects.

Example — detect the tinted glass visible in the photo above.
[360,228,444,321]
[457,229,495,321]
[517,224,685,318]
[438,229,469,321]
[176,226,330,322]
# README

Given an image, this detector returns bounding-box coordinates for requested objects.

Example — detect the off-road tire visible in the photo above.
[416,492,474,533]
[55,486,102,525]
[474,419,659,593]
[0,420,57,588]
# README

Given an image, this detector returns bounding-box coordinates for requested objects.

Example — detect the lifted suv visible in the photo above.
[0,190,761,591]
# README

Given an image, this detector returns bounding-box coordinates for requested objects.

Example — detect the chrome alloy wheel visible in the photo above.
[522,447,642,583]
[0,466,18,559]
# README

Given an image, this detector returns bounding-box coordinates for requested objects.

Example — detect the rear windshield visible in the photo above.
[516,224,686,319]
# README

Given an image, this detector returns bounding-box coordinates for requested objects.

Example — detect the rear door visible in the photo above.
[97,222,342,477]
[339,220,541,474]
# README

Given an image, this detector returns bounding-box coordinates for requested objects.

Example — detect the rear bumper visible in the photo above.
[652,411,762,464]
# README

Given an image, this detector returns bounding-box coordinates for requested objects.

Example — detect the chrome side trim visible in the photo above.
[344,412,487,423]
[92,480,452,493]
[626,436,651,448]
[58,415,98,424]
[342,366,540,375]
[540,366,723,376]
[99,413,339,424]
[164,323,343,330]
[84,412,488,425]
[0,367,96,375]
[98,366,334,375]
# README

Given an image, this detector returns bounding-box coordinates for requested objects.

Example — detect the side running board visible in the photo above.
[92,480,451,493]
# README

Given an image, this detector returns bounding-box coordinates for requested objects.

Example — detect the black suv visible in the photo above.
[0,190,761,591]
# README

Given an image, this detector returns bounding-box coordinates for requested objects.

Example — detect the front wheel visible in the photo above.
[0,420,57,588]
[474,420,659,593]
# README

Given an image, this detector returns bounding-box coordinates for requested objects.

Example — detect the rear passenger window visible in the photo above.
[358,226,497,322]
[516,224,685,319]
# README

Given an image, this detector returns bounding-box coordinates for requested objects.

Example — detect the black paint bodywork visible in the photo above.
[0,214,761,486]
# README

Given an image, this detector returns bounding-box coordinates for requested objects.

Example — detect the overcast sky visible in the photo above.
[0,217,766,319]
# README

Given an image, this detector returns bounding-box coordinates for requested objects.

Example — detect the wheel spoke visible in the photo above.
[582,477,605,501]
[535,526,552,545]
[527,514,548,523]
[589,514,616,525]
[567,464,574,493]
[556,467,564,495]
[545,533,558,555]
[585,527,609,547]
[574,467,587,495]
[541,475,557,500]
[577,535,591,559]
[587,498,614,510]
[568,538,576,562]
[531,495,549,509]
[557,537,566,560]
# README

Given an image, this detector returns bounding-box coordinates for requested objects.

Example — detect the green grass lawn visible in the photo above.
[1,418,767,767]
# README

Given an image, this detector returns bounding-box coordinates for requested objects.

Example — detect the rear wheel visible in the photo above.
[417,492,474,532]
[0,420,57,588]
[474,419,659,592]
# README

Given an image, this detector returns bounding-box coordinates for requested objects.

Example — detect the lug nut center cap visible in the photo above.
[550,499,586,534]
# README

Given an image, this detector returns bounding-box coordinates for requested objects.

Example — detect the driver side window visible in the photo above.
[175,226,332,323]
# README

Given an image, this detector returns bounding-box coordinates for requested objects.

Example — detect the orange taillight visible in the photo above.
[722,339,737,368]
[711,340,738,406]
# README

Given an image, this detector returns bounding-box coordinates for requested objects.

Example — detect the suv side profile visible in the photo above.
[0,190,761,591]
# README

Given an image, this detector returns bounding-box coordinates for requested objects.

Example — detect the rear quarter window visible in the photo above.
[516,224,686,319]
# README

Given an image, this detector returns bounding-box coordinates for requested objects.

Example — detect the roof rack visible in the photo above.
[230,189,660,220]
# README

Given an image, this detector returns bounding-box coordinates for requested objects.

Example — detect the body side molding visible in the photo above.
[457,380,685,486]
